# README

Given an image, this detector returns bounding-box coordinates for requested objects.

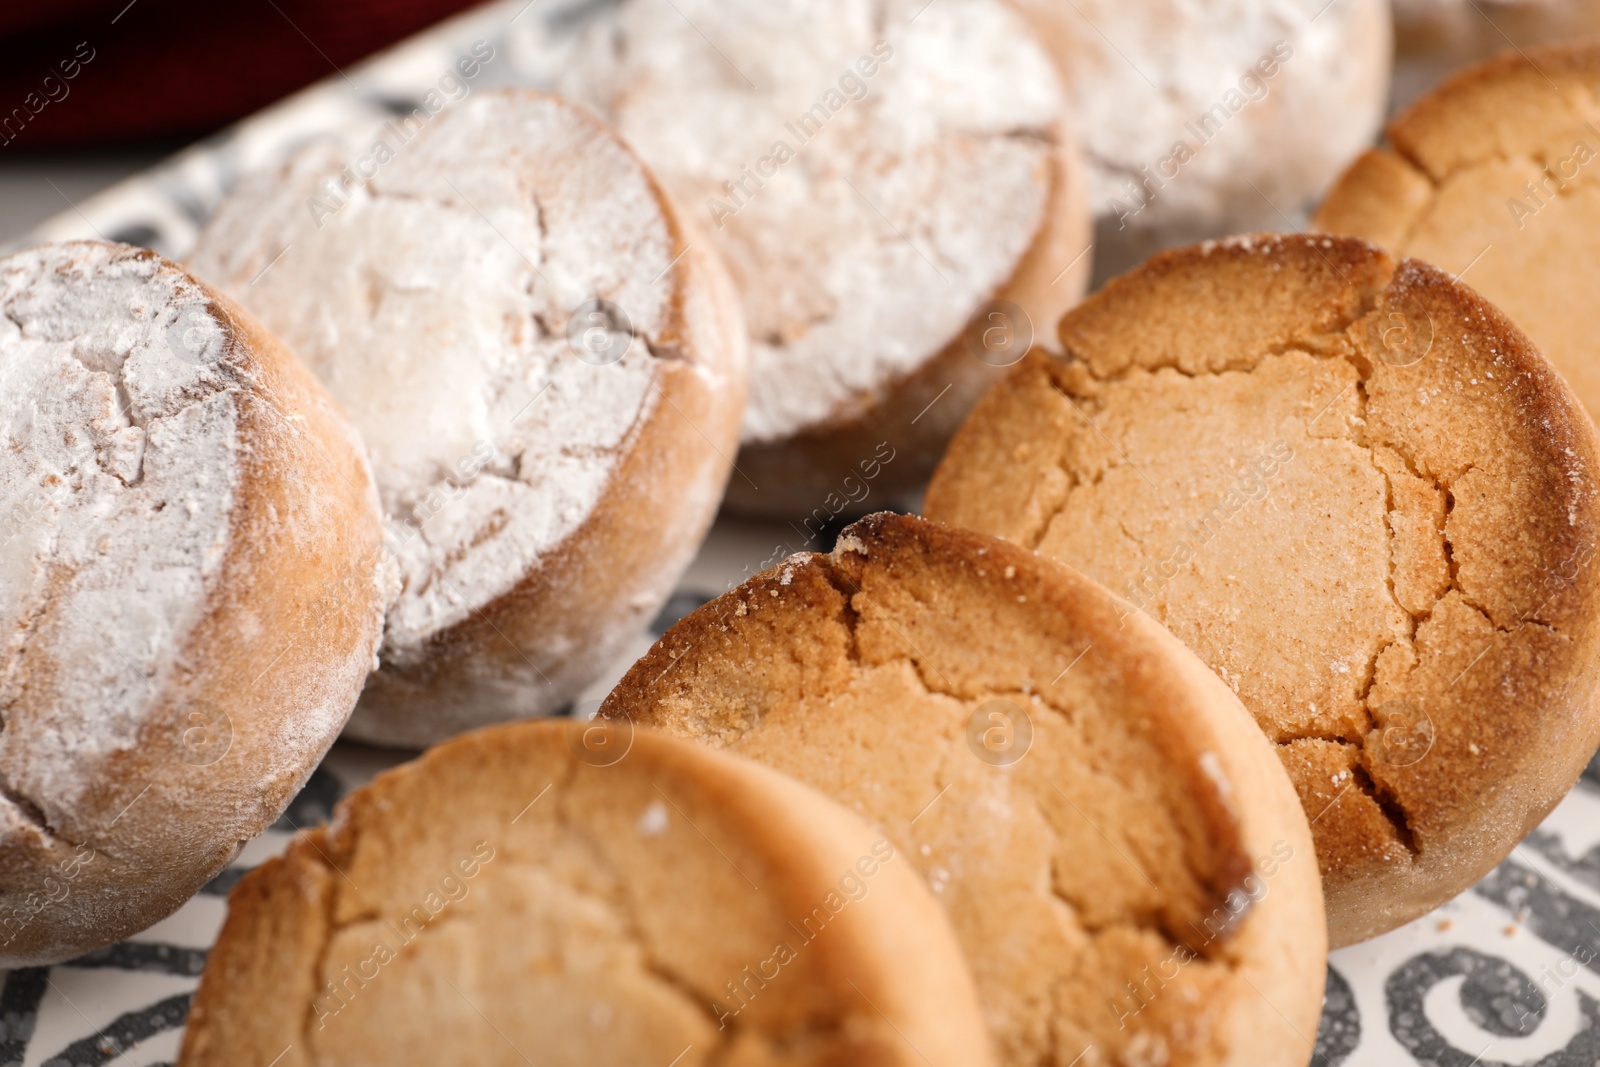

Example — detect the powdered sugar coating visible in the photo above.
[0,243,240,825]
[1010,0,1388,234]
[189,92,676,661]
[0,240,392,965]
[558,0,1062,445]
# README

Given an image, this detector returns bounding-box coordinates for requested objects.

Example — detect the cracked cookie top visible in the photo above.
[1316,42,1600,427]
[179,720,994,1067]
[188,89,687,662]
[601,513,1327,1067]
[0,239,389,967]
[926,232,1600,946]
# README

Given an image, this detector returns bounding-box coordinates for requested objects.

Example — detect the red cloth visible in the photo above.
[0,0,487,151]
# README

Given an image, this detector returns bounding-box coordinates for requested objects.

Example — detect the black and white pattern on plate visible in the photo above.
[0,767,341,1067]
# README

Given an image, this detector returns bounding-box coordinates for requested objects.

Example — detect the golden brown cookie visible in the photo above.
[0,240,389,966]
[1317,43,1600,427]
[926,232,1600,946]
[1391,2,1600,109]
[179,720,992,1067]
[602,513,1326,1067]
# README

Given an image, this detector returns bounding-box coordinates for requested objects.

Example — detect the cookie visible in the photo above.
[601,513,1327,1067]
[188,89,748,746]
[1390,1,1600,109]
[926,232,1600,946]
[0,240,389,966]
[178,720,993,1067]
[1317,42,1600,429]
[557,0,1090,512]
[1003,0,1390,282]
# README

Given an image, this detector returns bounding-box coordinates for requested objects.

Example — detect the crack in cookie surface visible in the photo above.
[606,536,1286,1067]
[927,231,1600,946]
[1033,335,1451,858]
[930,240,1600,946]
[283,739,935,1066]
[187,98,681,661]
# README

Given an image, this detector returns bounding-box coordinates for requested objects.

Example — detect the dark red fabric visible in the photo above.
[0,0,488,151]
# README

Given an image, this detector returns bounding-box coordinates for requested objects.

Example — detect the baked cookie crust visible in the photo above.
[603,513,1327,1067]
[180,721,993,1067]
[1317,43,1600,429]
[927,233,1600,946]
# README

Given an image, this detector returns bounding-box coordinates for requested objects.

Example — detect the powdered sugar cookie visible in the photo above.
[0,240,388,966]
[189,89,747,746]
[558,0,1090,513]
[1004,0,1390,280]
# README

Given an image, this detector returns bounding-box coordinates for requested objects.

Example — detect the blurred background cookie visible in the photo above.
[1391,0,1600,109]
[927,233,1600,946]
[603,513,1327,1067]
[1004,0,1390,282]
[1317,42,1600,430]
[180,720,993,1067]
[0,240,388,966]
[559,0,1090,514]
[188,89,747,747]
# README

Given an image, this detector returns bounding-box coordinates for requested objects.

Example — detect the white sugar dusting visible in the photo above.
[834,534,869,558]
[558,0,1061,444]
[0,242,239,822]
[189,93,676,661]
[1014,0,1384,234]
